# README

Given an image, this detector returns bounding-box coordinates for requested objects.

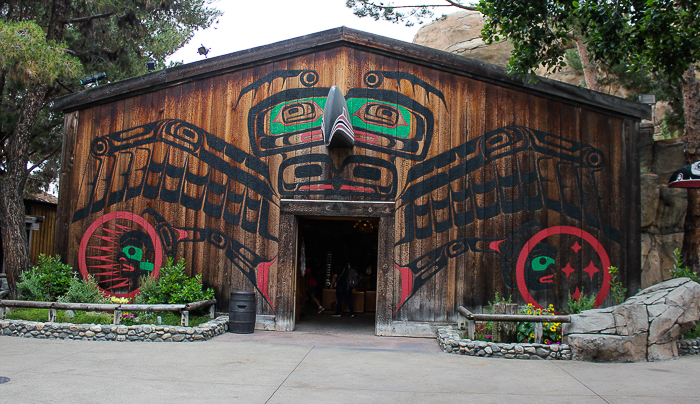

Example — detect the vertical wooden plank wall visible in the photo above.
[58,45,639,329]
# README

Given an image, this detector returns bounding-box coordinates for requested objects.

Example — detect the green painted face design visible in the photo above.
[347,99,412,138]
[531,256,555,272]
[122,246,143,261]
[121,246,154,272]
[269,98,326,134]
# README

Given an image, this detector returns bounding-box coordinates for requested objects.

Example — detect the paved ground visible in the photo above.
[2,312,700,403]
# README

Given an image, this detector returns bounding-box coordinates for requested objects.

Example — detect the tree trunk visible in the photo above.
[574,37,600,92]
[0,0,68,298]
[681,64,700,273]
[1,83,48,298]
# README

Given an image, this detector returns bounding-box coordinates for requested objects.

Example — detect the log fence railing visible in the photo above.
[457,306,571,344]
[0,299,216,327]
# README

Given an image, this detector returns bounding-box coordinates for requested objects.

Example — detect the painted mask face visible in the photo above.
[79,211,162,298]
[244,70,441,161]
[516,226,611,309]
[116,230,156,290]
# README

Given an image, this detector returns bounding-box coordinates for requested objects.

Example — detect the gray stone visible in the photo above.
[64,310,75,319]
[536,348,549,357]
[565,279,700,362]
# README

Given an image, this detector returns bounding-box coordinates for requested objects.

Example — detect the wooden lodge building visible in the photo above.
[53,28,650,336]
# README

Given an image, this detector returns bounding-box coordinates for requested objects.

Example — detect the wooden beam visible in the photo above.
[280,199,394,218]
[457,306,571,323]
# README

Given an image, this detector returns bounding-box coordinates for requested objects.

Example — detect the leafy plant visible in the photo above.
[516,304,562,345]
[670,248,698,282]
[17,270,46,302]
[608,266,627,305]
[134,257,214,304]
[17,254,73,301]
[488,291,513,311]
[567,293,596,314]
[58,275,109,304]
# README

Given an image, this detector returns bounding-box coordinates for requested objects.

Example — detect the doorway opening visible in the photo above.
[295,216,379,333]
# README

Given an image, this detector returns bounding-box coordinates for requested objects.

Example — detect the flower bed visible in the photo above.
[0,315,228,342]
[437,326,572,360]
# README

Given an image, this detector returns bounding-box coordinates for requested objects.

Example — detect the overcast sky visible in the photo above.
[169,1,426,64]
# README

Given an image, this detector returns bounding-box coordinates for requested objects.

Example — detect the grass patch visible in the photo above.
[4,308,212,327]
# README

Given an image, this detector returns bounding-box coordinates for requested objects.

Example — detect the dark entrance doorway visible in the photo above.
[295,217,379,330]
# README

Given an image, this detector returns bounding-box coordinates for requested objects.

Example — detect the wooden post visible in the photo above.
[209,304,215,319]
[467,320,476,340]
[0,306,5,319]
[48,308,56,322]
[457,312,467,330]
[113,309,121,324]
[181,310,189,327]
[493,303,518,343]
[534,322,543,344]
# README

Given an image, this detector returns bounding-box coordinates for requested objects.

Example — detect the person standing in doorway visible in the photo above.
[332,262,355,318]
[305,268,324,314]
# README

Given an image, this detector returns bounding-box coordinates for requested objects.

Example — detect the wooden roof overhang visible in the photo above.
[53,26,651,121]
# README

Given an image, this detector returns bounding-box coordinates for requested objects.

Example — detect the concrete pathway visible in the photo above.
[2,325,700,403]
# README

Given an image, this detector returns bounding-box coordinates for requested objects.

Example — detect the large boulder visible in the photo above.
[563,278,700,362]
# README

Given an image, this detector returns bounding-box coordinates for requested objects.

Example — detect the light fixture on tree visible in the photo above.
[197,44,210,58]
[638,94,657,125]
[80,72,107,86]
[146,61,156,72]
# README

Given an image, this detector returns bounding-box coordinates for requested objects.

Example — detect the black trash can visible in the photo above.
[229,291,256,334]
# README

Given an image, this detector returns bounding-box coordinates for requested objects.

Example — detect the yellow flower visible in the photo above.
[549,304,554,308]
[527,303,533,307]
[530,333,535,339]
[550,326,556,332]
[554,322,561,327]
[544,322,549,327]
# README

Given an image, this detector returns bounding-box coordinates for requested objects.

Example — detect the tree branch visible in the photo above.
[62,11,115,24]
[27,147,60,174]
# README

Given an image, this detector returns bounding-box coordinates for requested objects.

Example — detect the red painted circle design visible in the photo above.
[516,226,611,309]
[79,212,162,298]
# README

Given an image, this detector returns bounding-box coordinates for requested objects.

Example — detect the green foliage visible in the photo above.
[488,291,512,310]
[565,49,583,72]
[17,254,73,301]
[567,292,595,314]
[670,248,699,282]
[683,322,700,340]
[516,304,562,344]
[608,266,627,305]
[134,257,214,304]
[0,20,81,86]
[58,275,109,304]
[17,270,46,302]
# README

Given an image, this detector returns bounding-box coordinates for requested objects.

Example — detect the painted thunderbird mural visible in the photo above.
[72,68,619,314]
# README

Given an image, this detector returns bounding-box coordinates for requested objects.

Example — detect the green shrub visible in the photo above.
[608,266,627,305]
[567,293,596,314]
[17,269,46,301]
[58,275,109,304]
[134,257,214,304]
[134,273,160,304]
[17,254,73,301]
[670,248,698,282]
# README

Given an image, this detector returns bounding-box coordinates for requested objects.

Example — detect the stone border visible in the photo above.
[678,338,700,355]
[0,316,229,342]
[437,326,572,360]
